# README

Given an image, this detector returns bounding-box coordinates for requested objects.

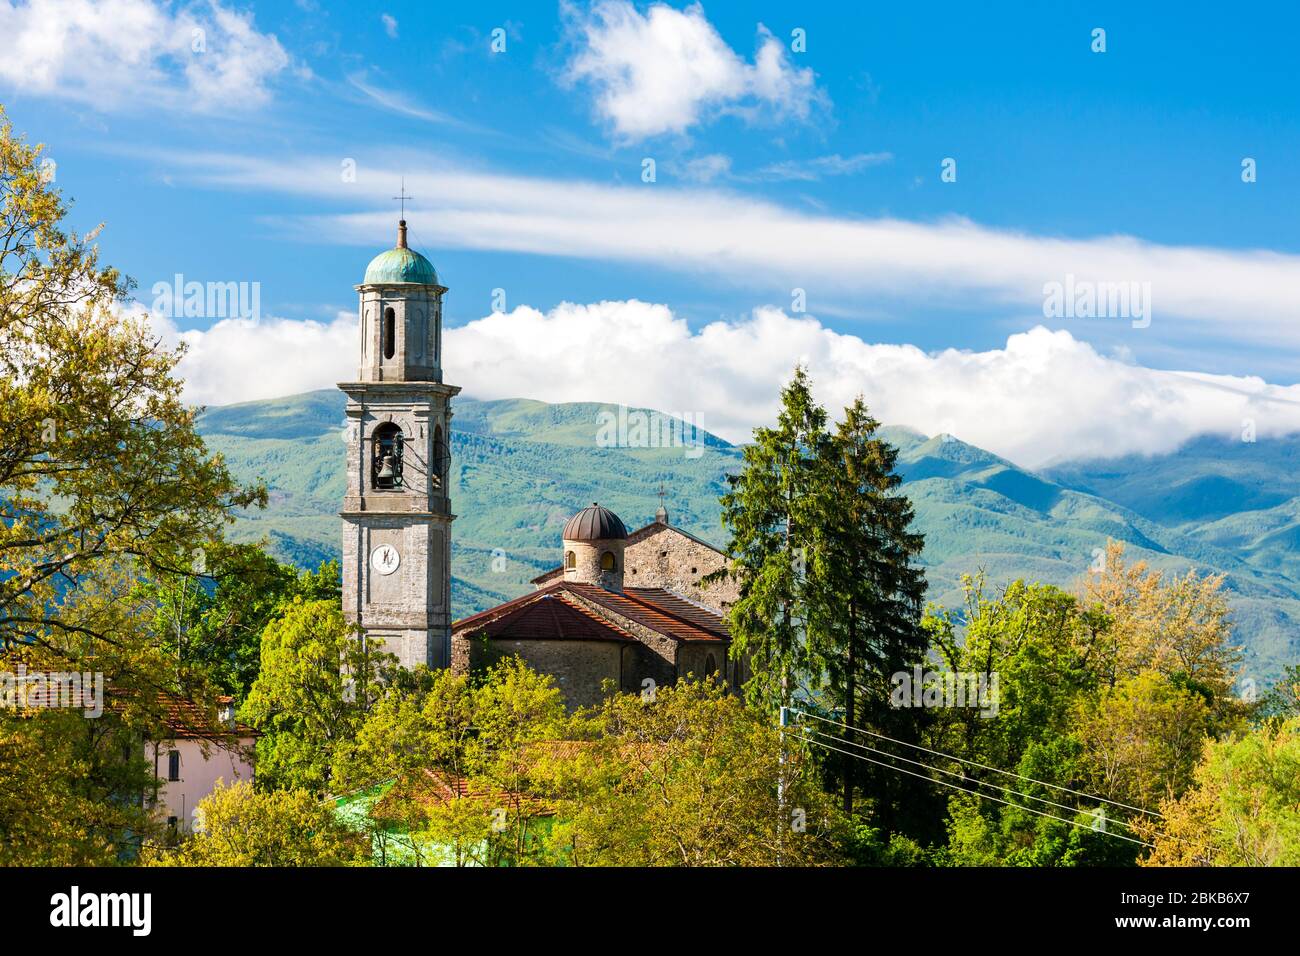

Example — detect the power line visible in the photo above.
[796,724,1152,836]
[792,707,1162,819]
[787,730,1157,850]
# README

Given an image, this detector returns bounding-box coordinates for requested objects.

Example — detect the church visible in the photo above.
[340,221,741,709]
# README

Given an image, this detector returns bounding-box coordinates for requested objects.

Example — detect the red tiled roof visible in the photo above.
[563,583,726,643]
[625,588,730,638]
[453,585,637,644]
[151,692,256,740]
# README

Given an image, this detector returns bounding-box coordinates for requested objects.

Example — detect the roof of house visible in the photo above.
[565,583,727,643]
[452,586,638,644]
[453,580,728,646]
[154,692,256,741]
[9,679,254,741]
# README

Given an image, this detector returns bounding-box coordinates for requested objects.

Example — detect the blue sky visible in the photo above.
[3,0,1300,465]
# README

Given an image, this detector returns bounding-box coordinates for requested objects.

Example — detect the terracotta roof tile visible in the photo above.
[453,586,637,644]
[563,583,726,643]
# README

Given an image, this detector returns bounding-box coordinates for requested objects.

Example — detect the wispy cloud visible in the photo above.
[159,150,1300,353]
[381,13,398,39]
[345,72,468,126]
[750,152,893,182]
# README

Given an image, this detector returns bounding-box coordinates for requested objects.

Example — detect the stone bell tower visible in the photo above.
[340,218,460,669]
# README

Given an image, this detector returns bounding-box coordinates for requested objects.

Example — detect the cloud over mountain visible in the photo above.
[157,300,1300,468]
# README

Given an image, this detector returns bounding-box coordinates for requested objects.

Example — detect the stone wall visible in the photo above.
[458,635,625,711]
[562,537,625,591]
[623,525,739,611]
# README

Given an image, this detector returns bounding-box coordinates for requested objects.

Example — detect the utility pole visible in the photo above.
[777,704,789,866]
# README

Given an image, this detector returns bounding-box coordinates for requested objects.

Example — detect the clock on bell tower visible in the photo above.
[339,217,460,669]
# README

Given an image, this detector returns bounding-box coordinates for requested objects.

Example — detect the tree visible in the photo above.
[922,579,1138,864]
[1,107,270,865]
[241,598,397,793]
[332,658,566,866]
[145,781,368,866]
[542,678,848,866]
[1083,541,1242,705]
[1074,669,1213,810]
[142,543,340,698]
[1141,719,1300,866]
[713,365,830,711]
[0,704,159,866]
[808,396,927,815]
[0,106,264,678]
[1257,664,1300,722]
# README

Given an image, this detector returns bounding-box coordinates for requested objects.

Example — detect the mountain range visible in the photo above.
[195,390,1299,685]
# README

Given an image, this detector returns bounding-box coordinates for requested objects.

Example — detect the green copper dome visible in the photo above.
[362,221,438,285]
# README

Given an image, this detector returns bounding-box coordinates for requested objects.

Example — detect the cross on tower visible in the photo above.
[657,483,667,508]
[392,178,413,220]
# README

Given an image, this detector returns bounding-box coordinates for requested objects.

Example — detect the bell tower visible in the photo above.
[340,217,460,669]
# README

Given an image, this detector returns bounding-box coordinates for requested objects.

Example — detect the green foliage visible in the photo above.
[145,781,369,866]
[140,542,339,698]
[332,657,566,866]
[542,677,849,866]
[241,598,398,793]
[806,395,928,817]
[0,705,159,866]
[714,365,830,710]
[1143,718,1300,866]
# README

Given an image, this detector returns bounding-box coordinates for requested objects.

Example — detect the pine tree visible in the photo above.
[808,397,927,816]
[714,365,830,713]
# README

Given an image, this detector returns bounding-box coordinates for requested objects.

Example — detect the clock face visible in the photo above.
[370,544,401,576]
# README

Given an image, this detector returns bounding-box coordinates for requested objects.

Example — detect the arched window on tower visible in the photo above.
[432,425,448,492]
[383,307,396,360]
[372,422,403,490]
[705,653,717,677]
[564,551,576,570]
[600,551,617,572]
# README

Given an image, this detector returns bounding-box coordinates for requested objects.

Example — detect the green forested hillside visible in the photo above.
[197,390,1300,683]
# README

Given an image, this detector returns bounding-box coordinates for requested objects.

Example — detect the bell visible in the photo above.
[377,454,396,480]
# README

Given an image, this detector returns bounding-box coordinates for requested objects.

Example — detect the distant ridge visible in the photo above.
[197,390,1300,683]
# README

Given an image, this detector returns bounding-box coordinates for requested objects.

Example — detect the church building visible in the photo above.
[342,222,741,708]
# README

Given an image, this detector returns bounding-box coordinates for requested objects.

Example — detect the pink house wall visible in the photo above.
[152,738,256,832]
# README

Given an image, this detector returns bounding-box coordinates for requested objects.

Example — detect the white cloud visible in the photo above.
[165,151,1300,351]
[752,152,893,182]
[345,72,468,126]
[381,13,398,39]
[680,153,732,182]
[157,299,1300,468]
[561,0,824,140]
[0,0,294,111]
[152,310,356,408]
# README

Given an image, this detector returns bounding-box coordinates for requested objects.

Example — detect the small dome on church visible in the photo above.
[363,221,438,285]
[562,503,628,542]
[364,246,438,285]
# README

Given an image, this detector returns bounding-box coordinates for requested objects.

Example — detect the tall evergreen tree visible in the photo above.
[808,397,927,815]
[714,366,830,713]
